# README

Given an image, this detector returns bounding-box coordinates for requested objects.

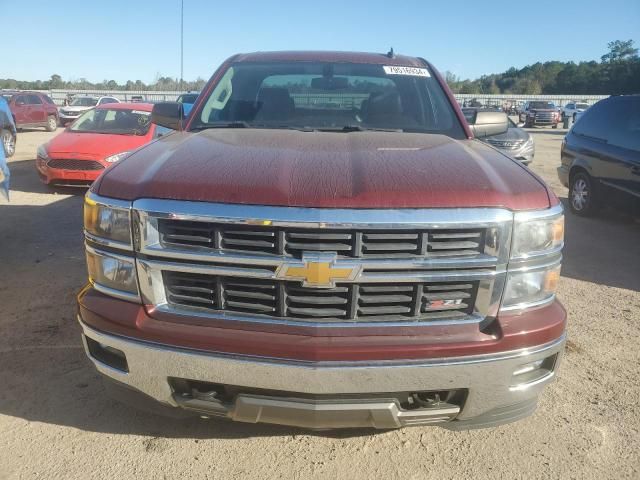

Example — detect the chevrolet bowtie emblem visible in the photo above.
[276,254,362,288]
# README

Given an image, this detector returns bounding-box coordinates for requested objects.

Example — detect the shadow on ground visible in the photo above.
[560,198,640,291]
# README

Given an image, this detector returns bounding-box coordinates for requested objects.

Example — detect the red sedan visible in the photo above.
[36,103,173,186]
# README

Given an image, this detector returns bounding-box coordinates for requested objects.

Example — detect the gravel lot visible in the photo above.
[1,125,639,479]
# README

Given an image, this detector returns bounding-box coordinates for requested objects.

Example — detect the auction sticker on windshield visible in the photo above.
[383,66,430,77]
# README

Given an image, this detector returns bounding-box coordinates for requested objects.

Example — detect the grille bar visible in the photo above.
[162,271,479,323]
[158,219,486,259]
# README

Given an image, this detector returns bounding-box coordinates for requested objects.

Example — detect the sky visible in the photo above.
[1,0,638,84]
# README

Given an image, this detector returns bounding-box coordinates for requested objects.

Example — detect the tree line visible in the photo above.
[0,74,207,92]
[1,40,638,95]
[445,40,639,95]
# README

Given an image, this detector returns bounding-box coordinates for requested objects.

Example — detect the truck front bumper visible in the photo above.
[79,319,565,430]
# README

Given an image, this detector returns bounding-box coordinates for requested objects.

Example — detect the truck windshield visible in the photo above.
[190,62,465,138]
[530,101,555,109]
[70,108,152,135]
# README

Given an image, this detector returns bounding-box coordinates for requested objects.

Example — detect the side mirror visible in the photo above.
[151,102,183,130]
[470,111,509,138]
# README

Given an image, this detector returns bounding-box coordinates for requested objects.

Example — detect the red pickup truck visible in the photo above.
[78,51,566,430]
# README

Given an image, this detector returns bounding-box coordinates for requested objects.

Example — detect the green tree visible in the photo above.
[601,39,639,63]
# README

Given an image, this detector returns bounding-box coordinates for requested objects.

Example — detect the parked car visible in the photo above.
[558,95,640,216]
[562,101,590,122]
[463,108,534,164]
[1,91,58,131]
[519,101,561,128]
[58,95,120,125]
[0,98,16,158]
[78,50,565,431]
[176,92,199,116]
[36,103,173,186]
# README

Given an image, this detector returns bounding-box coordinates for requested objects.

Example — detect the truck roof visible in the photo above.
[231,50,426,67]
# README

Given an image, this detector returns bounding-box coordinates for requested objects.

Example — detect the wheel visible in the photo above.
[573,113,576,122]
[1,129,15,157]
[569,171,599,216]
[552,123,558,129]
[46,115,57,132]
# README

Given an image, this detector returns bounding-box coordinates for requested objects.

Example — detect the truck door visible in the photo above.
[27,94,46,124]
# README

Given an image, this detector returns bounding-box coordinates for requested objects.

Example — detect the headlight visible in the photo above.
[84,193,132,247]
[37,144,49,160]
[86,246,139,299]
[104,151,130,163]
[502,264,560,310]
[512,211,563,259]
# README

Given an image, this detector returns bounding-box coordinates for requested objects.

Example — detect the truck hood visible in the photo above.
[96,129,552,210]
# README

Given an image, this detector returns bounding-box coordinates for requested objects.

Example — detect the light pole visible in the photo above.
[180,0,184,91]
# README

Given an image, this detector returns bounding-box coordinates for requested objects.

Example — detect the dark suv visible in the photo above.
[558,95,640,216]
[1,91,59,132]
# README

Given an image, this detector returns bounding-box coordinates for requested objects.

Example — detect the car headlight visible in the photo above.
[84,193,132,247]
[502,205,564,311]
[104,151,131,163]
[86,246,139,299]
[37,144,50,161]
[511,211,564,259]
[502,264,560,309]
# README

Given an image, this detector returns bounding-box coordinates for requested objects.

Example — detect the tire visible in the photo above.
[573,113,576,122]
[1,129,16,157]
[46,115,57,132]
[569,171,599,216]
[552,123,558,129]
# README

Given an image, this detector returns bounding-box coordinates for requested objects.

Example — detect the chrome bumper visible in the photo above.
[80,320,565,430]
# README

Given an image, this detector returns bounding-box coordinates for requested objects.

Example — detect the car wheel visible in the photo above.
[569,171,598,216]
[552,123,558,129]
[1,129,15,157]
[573,113,576,122]
[46,115,57,132]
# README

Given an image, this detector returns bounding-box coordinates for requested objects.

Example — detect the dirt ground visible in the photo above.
[1,125,639,479]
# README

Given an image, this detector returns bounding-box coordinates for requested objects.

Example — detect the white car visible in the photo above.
[562,102,590,122]
[58,96,120,125]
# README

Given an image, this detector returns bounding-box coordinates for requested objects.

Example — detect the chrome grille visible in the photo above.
[534,112,555,123]
[163,271,478,323]
[486,139,525,150]
[158,219,486,258]
[48,159,104,171]
[134,200,513,326]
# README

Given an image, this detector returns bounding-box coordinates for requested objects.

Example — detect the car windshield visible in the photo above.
[530,101,555,109]
[70,108,152,135]
[576,103,589,109]
[190,61,465,138]
[70,97,98,107]
[178,94,198,104]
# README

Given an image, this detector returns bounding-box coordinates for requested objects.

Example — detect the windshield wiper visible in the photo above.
[316,125,403,133]
[191,121,251,130]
